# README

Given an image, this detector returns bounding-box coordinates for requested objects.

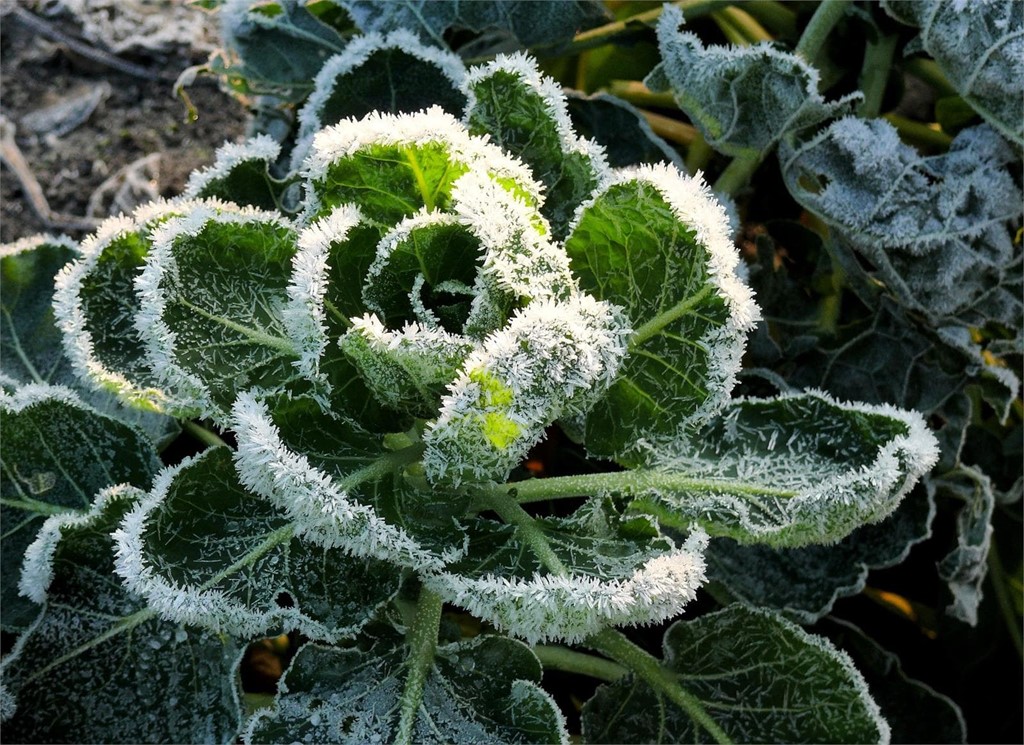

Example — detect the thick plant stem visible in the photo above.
[712,153,760,195]
[181,419,227,449]
[395,587,444,745]
[607,80,679,110]
[587,628,733,744]
[567,0,731,52]
[712,6,772,45]
[484,488,570,575]
[794,0,853,64]
[477,470,795,509]
[904,57,958,98]
[533,645,627,682]
[857,33,898,118]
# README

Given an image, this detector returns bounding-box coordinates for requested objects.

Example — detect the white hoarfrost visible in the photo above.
[424,294,630,484]
[301,105,544,220]
[183,134,282,199]
[52,201,212,412]
[132,201,294,422]
[451,170,574,300]
[231,392,460,569]
[292,29,467,168]
[285,204,364,388]
[462,51,611,187]
[427,531,708,645]
[21,484,143,605]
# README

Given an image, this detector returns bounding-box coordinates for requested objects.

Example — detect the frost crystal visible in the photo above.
[424,294,630,484]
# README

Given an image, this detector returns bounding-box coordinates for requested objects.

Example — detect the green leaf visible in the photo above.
[706,483,934,622]
[292,30,467,168]
[423,294,628,485]
[1,485,243,743]
[231,391,455,570]
[582,605,889,744]
[338,0,609,52]
[244,635,567,744]
[1,233,177,445]
[135,204,304,420]
[184,136,295,211]
[625,391,940,547]
[113,447,401,642]
[646,4,858,157]
[824,618,967,744]
[780,120,1022,328]
[427,499,708,644]
[563,166,758,464]
[1,384,160,631]
[1,234,79,386]
[882,0,1024,145]
[566,90,686,170]
[215,0,349,103]
[464,54,608,239]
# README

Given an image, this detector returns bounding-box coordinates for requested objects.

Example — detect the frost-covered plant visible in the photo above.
[2,27,949,745]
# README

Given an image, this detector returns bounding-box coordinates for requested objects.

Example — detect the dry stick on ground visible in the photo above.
[0,116,102,232]
[8,6,176,83]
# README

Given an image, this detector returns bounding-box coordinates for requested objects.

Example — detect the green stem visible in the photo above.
[903,57,958,99]
[794,0,852,64]
[857,33,898,118]
[181,419,227,448]
[566,0,732,53]
[712,6,772,45]
[883,113,953,149]
[533,645,627,682]
[607,80,679,110]
[685,130,715,175]
[712,153,761,196]
[483,487,570,575]
[987,535,1024,660]
[630,284,714,349]
[395,586,444,745]
[741,1,799,38]
[587,628,732,744]
[481,469,795,506]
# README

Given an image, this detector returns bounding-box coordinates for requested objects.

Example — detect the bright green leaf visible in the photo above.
[563,166,758,464]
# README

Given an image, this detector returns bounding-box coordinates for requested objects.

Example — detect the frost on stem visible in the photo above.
[424,294,630,485]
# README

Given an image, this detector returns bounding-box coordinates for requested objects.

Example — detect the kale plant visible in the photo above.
[2,0,1020,742]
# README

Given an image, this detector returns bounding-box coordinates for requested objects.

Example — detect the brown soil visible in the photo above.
[1,6,248,244]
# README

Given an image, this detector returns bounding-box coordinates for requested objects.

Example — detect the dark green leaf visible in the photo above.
[882,0,1023,145]
[1,385,160,631]
[1,486,243,743]
[114,447,401,642]
[244,635,566,744]
[582,605,889,744]
[646,5,857,157]
[706,483,934,622]
[566,91,686,169]
[626,392,939,547]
